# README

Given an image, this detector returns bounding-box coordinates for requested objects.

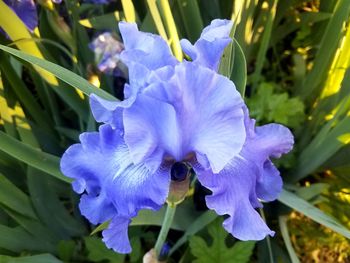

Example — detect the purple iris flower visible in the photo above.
[3,0,37,32]
[61,19,294,253]
[89,32,124,75]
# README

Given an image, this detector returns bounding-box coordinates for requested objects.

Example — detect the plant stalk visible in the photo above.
[154,204,177,259]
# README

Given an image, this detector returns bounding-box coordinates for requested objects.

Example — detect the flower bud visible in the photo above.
[167,162,191,206]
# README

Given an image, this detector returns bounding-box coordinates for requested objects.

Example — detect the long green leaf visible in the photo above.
[175,0,203,42]
[278,189,350,239]
[79,11,125,29]
[251,0,278,89]
[0,254,62,263]
[0,174,37,219]
[279,216,300,263]
[297,0,350,100]
[231,39,247,97]
[0,131,71,183]
[0,225,53,253]
[0,44,116,101]
[0,53,52,131]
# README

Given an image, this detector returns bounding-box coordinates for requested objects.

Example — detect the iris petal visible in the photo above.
[124,62,246,173]
[89,63,150,128]
[60,124,170,253]
[195,116,293,240]
[102,217,132,254]
[119,22,177,70]
[195,159,274,241]
[180,19,233,71]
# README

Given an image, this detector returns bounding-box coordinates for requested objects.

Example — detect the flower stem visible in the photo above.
[154,204,177,258]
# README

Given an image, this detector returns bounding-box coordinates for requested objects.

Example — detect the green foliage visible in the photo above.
[0,0,350,262]
[247,83,305,128]
[85,237,125,263]
[189,219,255,263]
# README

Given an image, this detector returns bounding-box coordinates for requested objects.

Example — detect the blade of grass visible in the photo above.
[0,44,116,101]
[279,216,300,263]
[296,0,350,100]
[251,0,278,89]
[79,11,125,29]
[121,0,137,22]
[146,0,168,40]
[0,131,71,183]
[0,53,52,131]
[157,0,183,60]
[278,189,350,239]
[175,0,203,42]
[0,0,58,85]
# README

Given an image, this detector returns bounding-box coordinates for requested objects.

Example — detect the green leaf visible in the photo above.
[247,83,305,128]
[170,210,217,255]
[90,220,110,235]
[278,189,350,239]
[175,0,203,42]
[85,237,125,263]
[231,39,247,97]
[0,173,37,219]
[189,219,255,263]
[0,53,52,132]
[297,0,350,100]
[0,44,116,101]
[279,216,300,263]
[79,11,125,29]
[0,131,71,183]
[0,254,62,263]
[27,168,85,239]
[0,225,52,253]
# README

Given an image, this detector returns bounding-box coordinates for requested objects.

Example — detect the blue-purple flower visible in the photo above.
[3,0,37,32]
[89,32,124,75]
[61,19,294,253]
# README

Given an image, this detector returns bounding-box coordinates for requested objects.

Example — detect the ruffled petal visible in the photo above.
[255,160,282,201]
[60,124,170,253]
[124,62,246,173]
[89,63,153,128]
[119,22,177,70]
[193,113,293,240]
[251,124,294,159]
[102,217,131,254]
[195,159,274,241]
[239,122,293,201]
[4,0,37,32]
[180,19,233,70]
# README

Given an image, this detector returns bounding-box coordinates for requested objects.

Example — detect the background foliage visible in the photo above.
[0,0,350,262]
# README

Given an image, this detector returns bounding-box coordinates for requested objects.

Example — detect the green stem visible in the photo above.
[154,204,177,258]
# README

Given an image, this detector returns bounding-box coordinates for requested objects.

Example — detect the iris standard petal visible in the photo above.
[4,0,37,32]
[119,22,177,70]
[60,124,170,253]
[180,19,233,70]
[89,62,151,128]
[124,62,246,173]
[195,159,275,241]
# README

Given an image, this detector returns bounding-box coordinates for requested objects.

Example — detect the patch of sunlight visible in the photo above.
[0,0,58,85]
[89,75,101,88]
[337,133,350,144]
[322,23,350,98]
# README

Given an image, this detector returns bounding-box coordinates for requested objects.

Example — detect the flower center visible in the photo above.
[170,162,190,182]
